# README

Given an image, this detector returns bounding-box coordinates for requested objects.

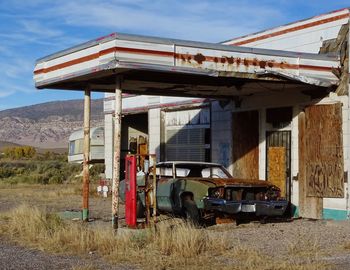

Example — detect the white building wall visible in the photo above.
[211,101,233,173]
[148,108,161,162]
[104,113,114,179]
[224,8,349,53]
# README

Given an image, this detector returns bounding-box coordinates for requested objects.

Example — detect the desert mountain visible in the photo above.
[0,99,104,149]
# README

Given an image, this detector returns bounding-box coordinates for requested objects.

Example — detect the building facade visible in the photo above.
[104,8,350,220]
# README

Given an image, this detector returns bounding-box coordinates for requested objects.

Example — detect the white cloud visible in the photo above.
[0,89,15,98]
[19,20,63,38]
[46,0,283,42]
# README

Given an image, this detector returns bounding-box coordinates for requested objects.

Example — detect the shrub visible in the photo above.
[0,167,15,178]
[0,160,81,185]
[3,146,36,160]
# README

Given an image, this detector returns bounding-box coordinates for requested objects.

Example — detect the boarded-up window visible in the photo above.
[304,104,344,198]
[232,110,259,179]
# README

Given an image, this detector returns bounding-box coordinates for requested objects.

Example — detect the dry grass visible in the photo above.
[0,205,331,270]
[342,242,350,250]
[287,233,325,258]
[71,265,96,270]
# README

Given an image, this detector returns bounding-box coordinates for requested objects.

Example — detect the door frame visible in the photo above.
[265,130,292,201]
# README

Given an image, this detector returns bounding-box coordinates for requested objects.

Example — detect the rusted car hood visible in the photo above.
[186,177,273,187]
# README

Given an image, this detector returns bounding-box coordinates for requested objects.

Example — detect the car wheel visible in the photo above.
[183,199,200,225]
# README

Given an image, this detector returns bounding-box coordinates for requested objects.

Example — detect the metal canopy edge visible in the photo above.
[33,32,341,97]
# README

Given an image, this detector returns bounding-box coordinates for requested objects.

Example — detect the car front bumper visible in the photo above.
[203,198,288,216]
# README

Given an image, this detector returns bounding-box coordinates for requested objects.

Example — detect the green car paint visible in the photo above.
[120,162,229,216]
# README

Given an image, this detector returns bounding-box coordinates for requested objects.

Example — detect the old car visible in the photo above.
[120,161,288,224]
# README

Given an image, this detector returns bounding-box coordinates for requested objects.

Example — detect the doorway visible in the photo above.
[266,131,291,200]
[265,107,293,201]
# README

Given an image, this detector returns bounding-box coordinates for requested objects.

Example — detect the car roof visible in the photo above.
[157,161,223,166]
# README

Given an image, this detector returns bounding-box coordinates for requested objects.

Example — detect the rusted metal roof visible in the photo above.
[34,32,341,98]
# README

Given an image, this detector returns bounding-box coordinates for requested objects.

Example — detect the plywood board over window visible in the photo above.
[304,103,344,198]
[268,147,286,198]
[232,110,259,179]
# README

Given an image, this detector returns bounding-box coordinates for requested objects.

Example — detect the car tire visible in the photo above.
[183,199,200,225]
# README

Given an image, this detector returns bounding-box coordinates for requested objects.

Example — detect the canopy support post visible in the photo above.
[82,88,91,222]
[112,76,122,230]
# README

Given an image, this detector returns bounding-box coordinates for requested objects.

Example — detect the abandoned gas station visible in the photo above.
[34,8,350,223]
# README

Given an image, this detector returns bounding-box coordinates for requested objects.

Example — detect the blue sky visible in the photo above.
[0,0,349,110]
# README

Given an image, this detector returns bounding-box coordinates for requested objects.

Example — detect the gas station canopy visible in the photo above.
[34,32,340,98]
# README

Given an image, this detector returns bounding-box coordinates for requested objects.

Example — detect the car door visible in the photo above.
[156,163,176,212]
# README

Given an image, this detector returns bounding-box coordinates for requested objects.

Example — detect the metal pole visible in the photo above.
[152,155,157,224]
[82,88,91,222]
[112,76,122,230]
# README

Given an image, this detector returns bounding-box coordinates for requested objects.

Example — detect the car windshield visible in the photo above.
[156,163,231,178]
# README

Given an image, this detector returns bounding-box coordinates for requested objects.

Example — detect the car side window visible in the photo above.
[201,167,228,178]
[175,168,190,177]
[156,166,173,178]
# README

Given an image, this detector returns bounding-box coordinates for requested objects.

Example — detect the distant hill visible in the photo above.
[0,141,21,150]
[0,99,104,148]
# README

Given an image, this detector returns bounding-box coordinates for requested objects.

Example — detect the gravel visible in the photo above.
[0,240,130,270]
[208,218,350,269]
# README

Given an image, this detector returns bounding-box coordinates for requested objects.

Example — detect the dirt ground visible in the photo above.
[1,184,350,270]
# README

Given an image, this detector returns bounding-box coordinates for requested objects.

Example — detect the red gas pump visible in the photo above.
[125,155,137,228]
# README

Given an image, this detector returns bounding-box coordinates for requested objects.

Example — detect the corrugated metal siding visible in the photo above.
[165,107,210,161]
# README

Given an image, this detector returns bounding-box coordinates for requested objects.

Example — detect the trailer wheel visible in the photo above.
[183,199,200,226]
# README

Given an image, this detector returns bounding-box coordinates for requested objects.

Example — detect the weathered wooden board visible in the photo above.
[268,147,286,198]
[232,110,259,179]
[298,111,323,219]
[304,103,344,198]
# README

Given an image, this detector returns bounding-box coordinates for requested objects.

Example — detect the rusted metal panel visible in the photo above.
[34,32,340,93]
[304,104,344,198]
[268,147,286,198]
[232,110,259,179]
[174,45,338,87]
[319,23,349,96]
[298,111,323,219]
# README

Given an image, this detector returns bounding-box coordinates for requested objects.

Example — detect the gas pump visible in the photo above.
[124,154,157,228]
[125,155,137,228]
